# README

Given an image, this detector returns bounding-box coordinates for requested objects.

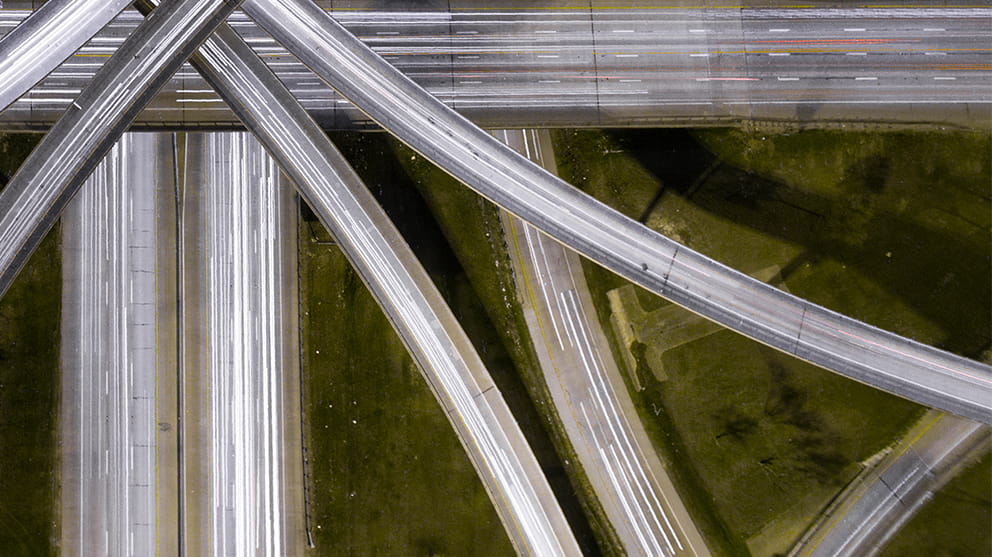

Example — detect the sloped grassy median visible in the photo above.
[553,128,988,555]
[0,133,60,557]
[300,131,523,555]
[298,213,514,555]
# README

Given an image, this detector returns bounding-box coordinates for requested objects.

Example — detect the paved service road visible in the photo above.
[792,412,989,557]
[500,128,709,556]
[181,132,304,556]
[61,133,164,557]
[0,3,988,129]
[244,0,992,424]
[159,12,580,556]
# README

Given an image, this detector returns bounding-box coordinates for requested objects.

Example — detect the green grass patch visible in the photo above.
[299,217,514,556]
[0,133,60,557]
[553,127,988,555]
[879,451,991,557]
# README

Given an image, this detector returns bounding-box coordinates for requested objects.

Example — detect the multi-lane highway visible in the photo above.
[180,132,303,556]
[60,133,163,557]
[0,0,242,298]
[243,0,992,425]
[500,128,709,556]
[151,12,580,555]
[792,412,989,557]
[0,3,988,129]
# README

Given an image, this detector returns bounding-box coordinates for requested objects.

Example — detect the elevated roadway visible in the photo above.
[0,3,989,130]
[242,0,992,424]
[0,0,131,111]
[140,7,581,554]
[0,0,242,299]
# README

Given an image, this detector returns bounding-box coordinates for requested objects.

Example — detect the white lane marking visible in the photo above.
[613,29,635,33]
[537,54,560,58]
[933,76,957,80]
[777,77,800,81]
[619,79,642,83]
[615,54,639,58]
[688,29,706,33]
[457,55,479,59]
[768,52,791,56]
[923,28,945,32]
[768,28,790,33]
[455,30,478,35]
[844,28,866,32]
[539,80,561,83]
[846,52,868,56]
[375,31,398,35]
[459,80,482,84]
[689,53,709,57]
[534,30,556,34]
[924,52,946,56]
[525,226,564,350]
[855,76,878,80]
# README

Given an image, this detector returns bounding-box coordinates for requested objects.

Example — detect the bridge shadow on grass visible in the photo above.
[606,129,990,359]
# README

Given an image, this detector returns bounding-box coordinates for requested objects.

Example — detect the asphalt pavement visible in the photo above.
[0,3,987,129]
[499,128,709,556]
[60,133,164,557]
[181,131,303,556]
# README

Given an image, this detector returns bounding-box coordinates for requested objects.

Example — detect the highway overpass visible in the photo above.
[243,0,992,424]
[0,2,989,130]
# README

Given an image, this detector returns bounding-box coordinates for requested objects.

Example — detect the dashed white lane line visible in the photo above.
[923,28,945,32]
[768,52,791,56]
[768,28,790,33]
[933,76,957,80]
[615,54,639,58]
[844,28,866,32]
[537,54,559,58]
[689,53,709,57]
[924,52,947,56]
[855,76,878,80]
[846,52,867,56]
[777,76,800,81]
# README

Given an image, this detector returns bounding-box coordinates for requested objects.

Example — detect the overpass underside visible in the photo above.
[0,1,989,131]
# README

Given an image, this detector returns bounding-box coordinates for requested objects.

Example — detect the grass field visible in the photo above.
[553,127,988,555]
[879,450,991,557]
[298,213,515,555]
[0,133,60,556]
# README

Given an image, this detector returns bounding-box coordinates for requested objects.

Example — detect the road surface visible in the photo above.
[156,14,580,555]
[791,412,989,557]
[0,0,242,299]
[60,133,165,557]
[243,0,992,425]
[500,128,709,556]
[180,131,304,556]
[0,0,131,111]
[0,3,988,129]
